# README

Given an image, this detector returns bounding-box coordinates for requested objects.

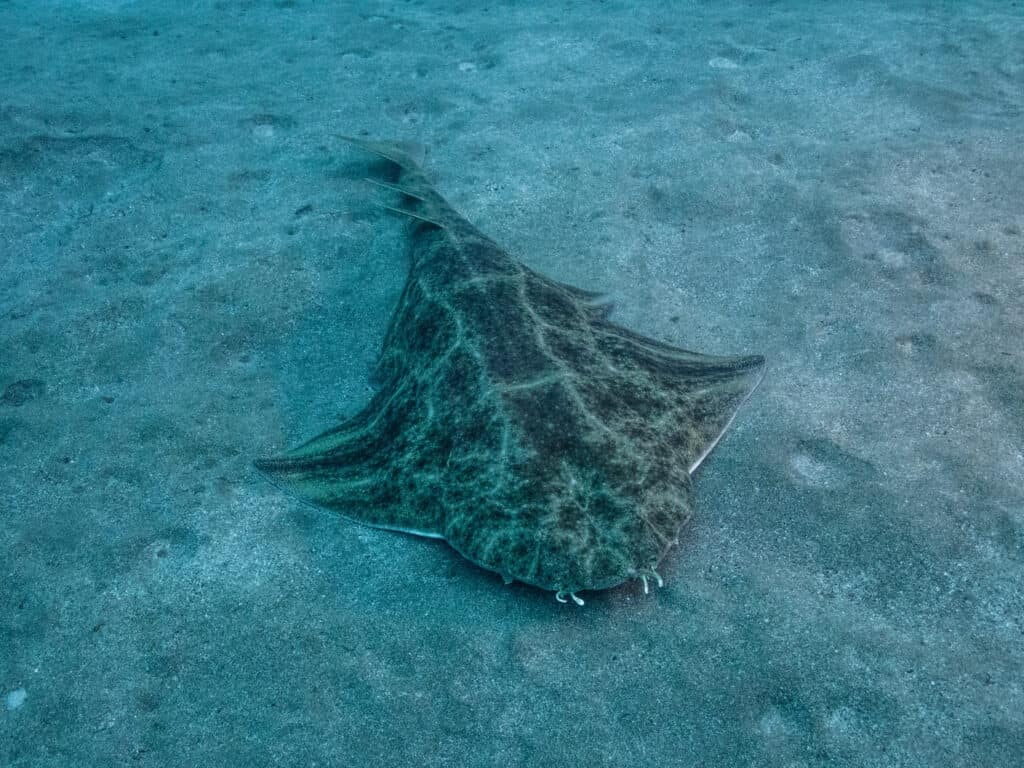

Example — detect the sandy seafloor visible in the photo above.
[1,1,1022,765]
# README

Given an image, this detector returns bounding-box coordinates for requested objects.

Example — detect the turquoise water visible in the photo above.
[1,1,1022,765]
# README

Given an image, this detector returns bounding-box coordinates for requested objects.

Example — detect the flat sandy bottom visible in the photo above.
[1,1,1022,765]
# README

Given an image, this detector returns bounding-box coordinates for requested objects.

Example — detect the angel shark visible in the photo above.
[256,137,765,604]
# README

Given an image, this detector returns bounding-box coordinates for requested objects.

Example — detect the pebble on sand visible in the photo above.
[5,688,27,710]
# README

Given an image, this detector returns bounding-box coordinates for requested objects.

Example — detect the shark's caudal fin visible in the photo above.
[337,135,447,227]
[335,135,426,170]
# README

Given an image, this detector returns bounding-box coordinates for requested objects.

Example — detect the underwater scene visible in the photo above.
[1,1,1022,766]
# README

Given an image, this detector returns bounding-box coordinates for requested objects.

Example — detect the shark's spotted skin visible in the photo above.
[256,137,765,598]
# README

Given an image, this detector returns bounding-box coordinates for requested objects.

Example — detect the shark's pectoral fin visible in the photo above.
[255,392,445,538]
[678,353,765,472]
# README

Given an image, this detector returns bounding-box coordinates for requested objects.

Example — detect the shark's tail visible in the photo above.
[335,135,426,170]
[336,135,447,228]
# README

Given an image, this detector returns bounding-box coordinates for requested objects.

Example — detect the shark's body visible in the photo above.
[256,137,765,603]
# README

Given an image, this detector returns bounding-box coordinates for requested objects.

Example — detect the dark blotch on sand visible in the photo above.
[1,379,46,406]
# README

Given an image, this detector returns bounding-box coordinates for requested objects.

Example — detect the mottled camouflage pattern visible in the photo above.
[256,138,765,596]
